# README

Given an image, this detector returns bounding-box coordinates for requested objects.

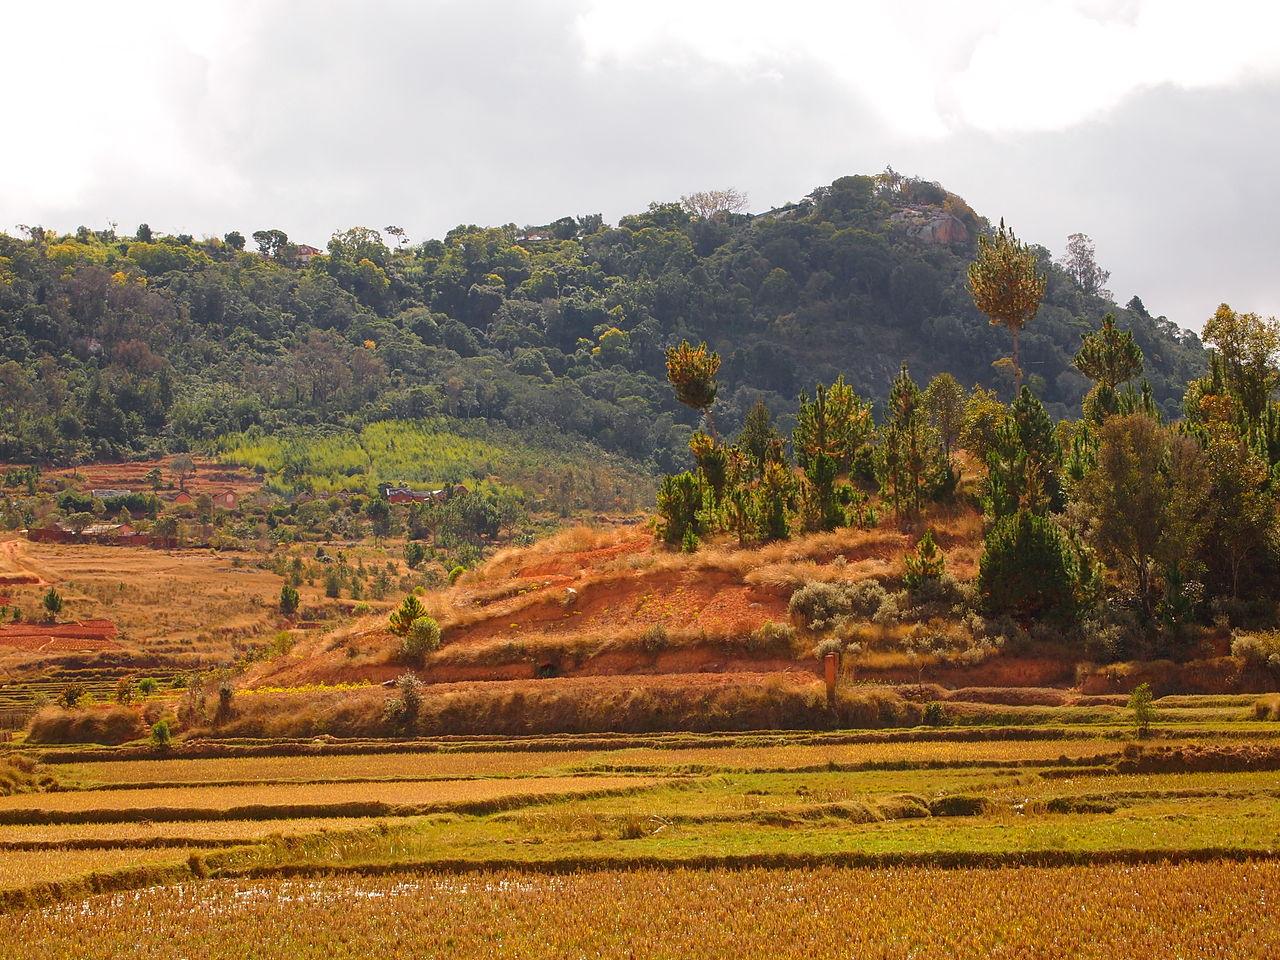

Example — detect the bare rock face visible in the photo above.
[888,206,970,246]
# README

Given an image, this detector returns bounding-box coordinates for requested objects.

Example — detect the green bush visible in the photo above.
[656,471,702,547]
[1128,682,1156,738]
[404,541,426,569]
[388,595,429,635]
[903,530,945,590]
[978,510,1094,621]
[399,615,442,664]
[279,583,300,617]
[150,719,172,749]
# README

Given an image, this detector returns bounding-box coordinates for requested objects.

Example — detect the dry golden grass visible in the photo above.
[577,738,1127,771]
[0,539,308,667]
[0,817,418,848]
[4,861,1278,958]
[465,525,627,584]
[0,775,654,819]
[60,750,601,786]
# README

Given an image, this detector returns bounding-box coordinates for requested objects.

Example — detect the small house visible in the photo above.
[378,482,460,505]
[213,490,238,510]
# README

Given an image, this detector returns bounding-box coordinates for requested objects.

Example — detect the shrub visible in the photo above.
[27,706,146,745]
[279,583,300,617]
[656,471,702,546]
[749,621,796,654]
[404,541,426,569]
[399,615,442,664]
[114,678,135,704]
[871,594,901,626]
[383,673,423,729]
[922,701,948,726]
[1128,682,1156,738]
[789,581,851,631]
[978,510,1093,621]
[323,569,342,598]
[449,565,466,584]
[847,580,888,618]
[138,677,159,697]
[41,586,63,621]
[150,719,172,749]
[388,595,429,636]
[215,682,235,725]
[903,530,945,590]
[1231,631,1280,672]
[1254,694,1280,721]
[629,624,665,653]
[58,682,88,709]
[814,637,844,660]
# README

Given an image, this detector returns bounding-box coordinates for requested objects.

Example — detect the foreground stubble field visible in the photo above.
[2,861,1277,960]
[3,719,1280,954]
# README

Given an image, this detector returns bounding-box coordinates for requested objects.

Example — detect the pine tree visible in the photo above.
[967,220,1047,393]
[878,365,939,519]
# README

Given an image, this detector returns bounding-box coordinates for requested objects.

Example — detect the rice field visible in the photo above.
[0,817,421,849]
[0,847,211,892]
[53,738,1122,789]
[2,721,1280,958]
[3,860,1278,959]
[56,749,604,786]
[0,775,654,822]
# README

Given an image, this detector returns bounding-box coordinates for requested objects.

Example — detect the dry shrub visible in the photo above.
[1116,744,1280,774]
[941,687,1073,707]
[207,680,921,739]
[26,706,147,745]
[1254,693,1280,720]
[0,755,58,796]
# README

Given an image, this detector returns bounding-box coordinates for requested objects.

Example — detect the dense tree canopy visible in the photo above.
[0,174,1205,469]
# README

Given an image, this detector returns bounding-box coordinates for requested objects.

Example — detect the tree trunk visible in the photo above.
[1012,326,1023,394]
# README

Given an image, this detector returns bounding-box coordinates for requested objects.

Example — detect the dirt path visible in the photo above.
[0,539,50,588]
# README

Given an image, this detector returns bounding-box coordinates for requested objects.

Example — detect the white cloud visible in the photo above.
[0,2,252,227]
[576,0,1280,137]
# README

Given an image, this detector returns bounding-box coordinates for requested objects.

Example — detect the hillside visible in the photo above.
[0,173,1204,474]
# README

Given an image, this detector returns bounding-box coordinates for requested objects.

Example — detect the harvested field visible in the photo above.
[5,861,1279,958]
[0,538,303,676]
[55,736,1137,787]
[0,620,120,654]
[0,817,421,849]
[45,457,261,499]
[0,775,657,822]
[59,750,603,786]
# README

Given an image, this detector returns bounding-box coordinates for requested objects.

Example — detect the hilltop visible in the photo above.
[0,173,1204,477]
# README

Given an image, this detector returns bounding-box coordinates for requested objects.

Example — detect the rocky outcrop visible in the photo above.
[888,206,970,246]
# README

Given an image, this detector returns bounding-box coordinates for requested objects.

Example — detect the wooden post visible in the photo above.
[824,652,838,703]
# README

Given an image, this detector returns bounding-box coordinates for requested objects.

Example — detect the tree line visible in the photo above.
[657,222,1280,659]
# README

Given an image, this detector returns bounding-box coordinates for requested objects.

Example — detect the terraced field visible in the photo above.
[2,716,1279,952]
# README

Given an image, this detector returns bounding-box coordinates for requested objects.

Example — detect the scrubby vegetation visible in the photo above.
[653,251,1280,667]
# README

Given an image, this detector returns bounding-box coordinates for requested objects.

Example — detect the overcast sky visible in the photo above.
[4,0,1279,331]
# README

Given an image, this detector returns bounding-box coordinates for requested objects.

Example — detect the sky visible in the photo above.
[3,0,1279,331]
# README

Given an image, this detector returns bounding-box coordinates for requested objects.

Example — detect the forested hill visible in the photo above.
[0,173,1205,470]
